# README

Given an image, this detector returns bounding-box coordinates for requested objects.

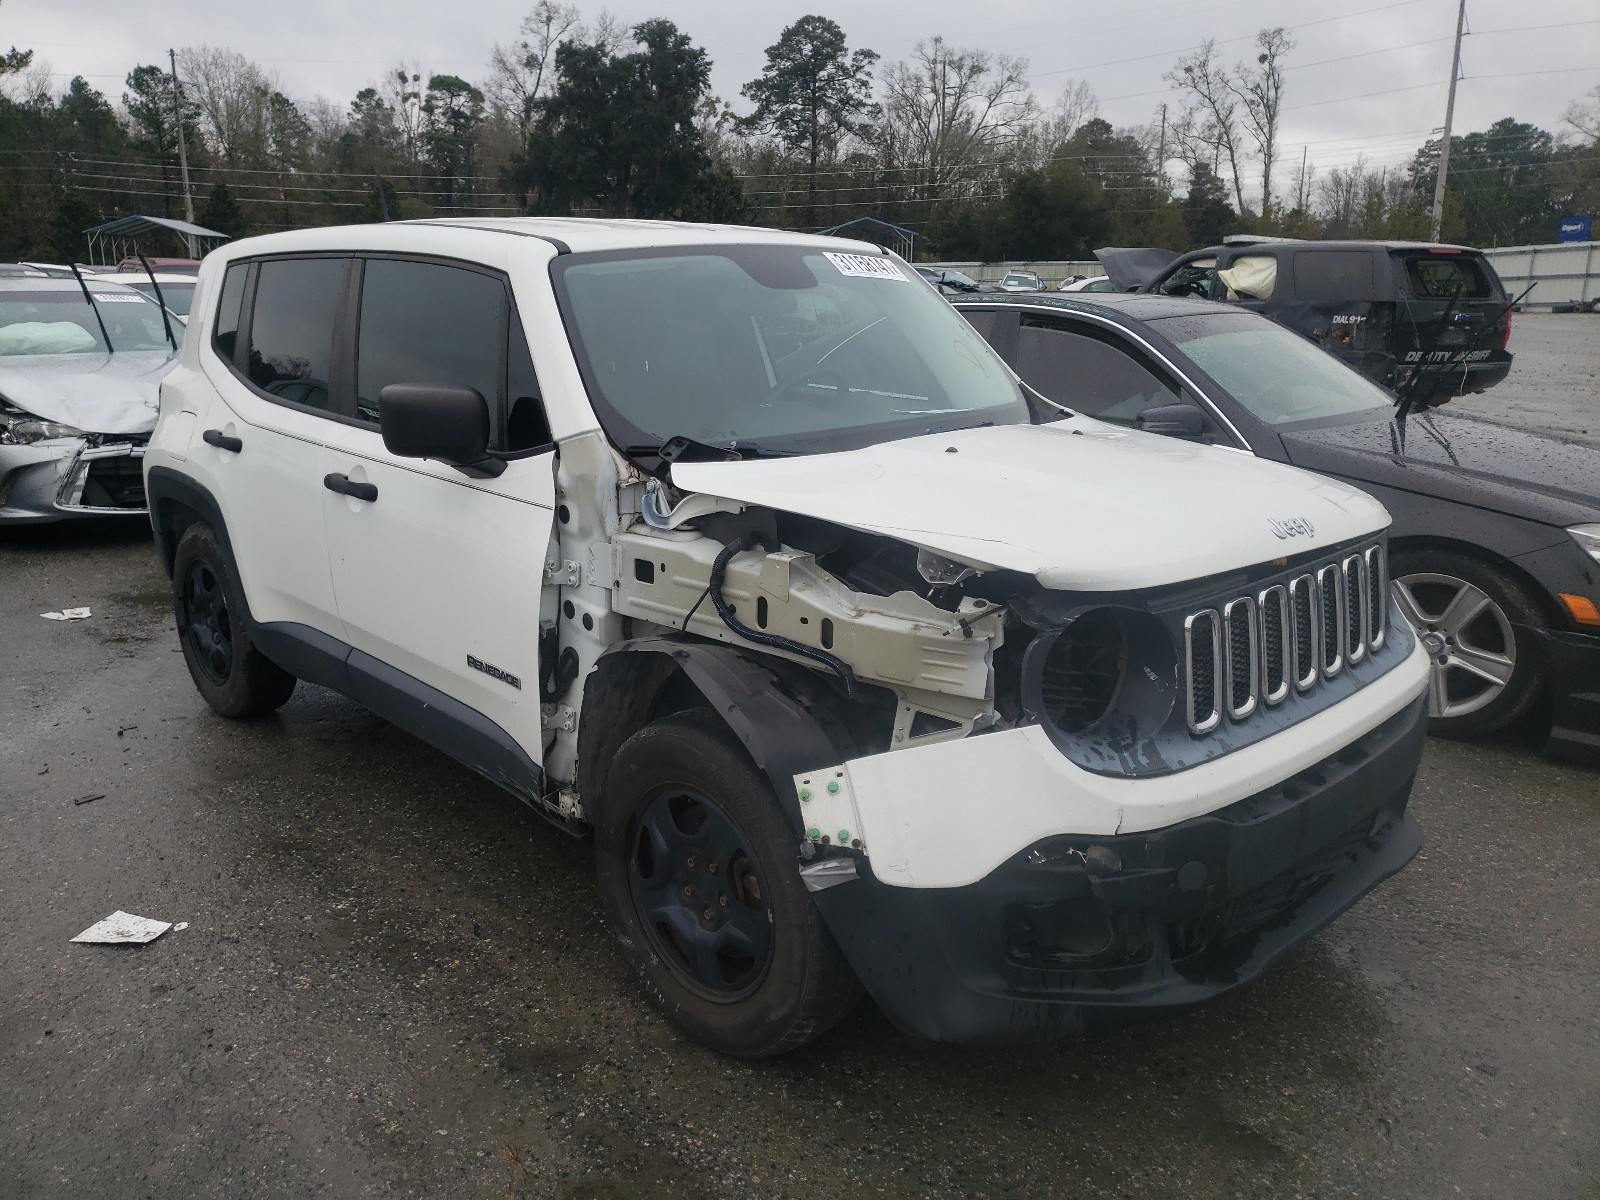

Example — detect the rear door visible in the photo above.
[1391,248,1512,376]
[316,255,558,770]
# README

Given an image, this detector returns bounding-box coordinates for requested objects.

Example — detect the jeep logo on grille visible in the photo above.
[467,654,522,690]
[1268,517,1315,540]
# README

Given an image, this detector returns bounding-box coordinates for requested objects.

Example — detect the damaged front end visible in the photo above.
[1,405,152,522]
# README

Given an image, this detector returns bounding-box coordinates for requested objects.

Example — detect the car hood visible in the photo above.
[0,351,175,435]
[1280,410,1600,527]
[669,421,1389,592]
[1094,247,1180,292]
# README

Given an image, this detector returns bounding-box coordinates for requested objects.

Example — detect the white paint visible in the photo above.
[813,637,1430,890]
[672,420,1390,592]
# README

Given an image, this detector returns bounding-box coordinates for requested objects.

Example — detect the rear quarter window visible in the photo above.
[1400,253,1494,299]
[1291,251,1378,303]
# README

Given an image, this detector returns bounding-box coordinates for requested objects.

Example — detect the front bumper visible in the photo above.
[1528,626,1600,762]
[0,438,148,523]
[813,694,1428,1045]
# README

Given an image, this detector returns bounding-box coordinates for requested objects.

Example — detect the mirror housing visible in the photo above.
[379,383,491,465]
[1136,403,1206,439]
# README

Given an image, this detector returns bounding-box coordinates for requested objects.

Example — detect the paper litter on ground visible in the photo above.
[41,608,92,621]
[71,911,179,944]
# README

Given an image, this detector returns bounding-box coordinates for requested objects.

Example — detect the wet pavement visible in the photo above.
[1455,312,1600,443]
[3,316,1599,1199]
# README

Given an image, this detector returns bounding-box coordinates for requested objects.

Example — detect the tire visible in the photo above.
[1389,548,1546,738]
[171,523,296,718]
[594,709,860,1057]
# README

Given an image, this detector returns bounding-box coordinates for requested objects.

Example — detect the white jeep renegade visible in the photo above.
[144,219,1432,1056]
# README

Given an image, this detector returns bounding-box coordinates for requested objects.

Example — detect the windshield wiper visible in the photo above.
[621,436,794,466]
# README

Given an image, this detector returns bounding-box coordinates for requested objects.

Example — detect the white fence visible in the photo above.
[925,260,1106,286]
[1481,241,1598,308]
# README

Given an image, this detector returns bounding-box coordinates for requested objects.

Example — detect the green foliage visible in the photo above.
[740,16,878,227]
[1181,163,1235,247]
[1410,118,1576,246]
[422,74,486,208]
[199,181,247,237]
[512,19,744,221]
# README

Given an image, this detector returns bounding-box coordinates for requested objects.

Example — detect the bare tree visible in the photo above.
[1228,27,1293,221]
[1563,84,1600,144]
[487,1,583,140]
[1015,79,1099,168]
[177,46,277,165]
[1165,39,1246,214]
[878,38,1037,201]
[383,63,426,184]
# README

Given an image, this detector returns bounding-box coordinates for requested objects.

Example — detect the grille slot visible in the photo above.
[1259,585,1291,705]
[1223,597,1258,720]
[1288,574,1319,692]
[1343,554,1368,665]
[1184,611,1222,734]
[1182,541,1389,738]
[1365,545,1387,649]
[1317,564,1345,677]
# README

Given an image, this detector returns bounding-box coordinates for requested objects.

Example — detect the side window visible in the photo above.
[356,258,506,436]
[1015,319,1184,425]
[1159,259,1217,298]
[245,258,344,412]
[213,263,247,363]
[1292,251,1376,303]
[506,315,552,451]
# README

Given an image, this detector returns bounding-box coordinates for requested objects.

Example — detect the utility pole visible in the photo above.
[1297,145,1308,211]
[168,48,197,253]
[1430,0,1466,241]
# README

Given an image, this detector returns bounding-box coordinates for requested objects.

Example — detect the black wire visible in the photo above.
[708,534,857,697]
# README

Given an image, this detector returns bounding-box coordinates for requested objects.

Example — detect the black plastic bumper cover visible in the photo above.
[1528,626,1600,762]
[813,694,1428,1045]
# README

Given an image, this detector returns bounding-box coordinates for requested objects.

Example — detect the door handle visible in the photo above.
[323,472,378,502]
[202,429,242,453]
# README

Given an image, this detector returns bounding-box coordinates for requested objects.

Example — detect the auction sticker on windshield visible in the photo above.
[823,252,908,282]
[89,293,146,303]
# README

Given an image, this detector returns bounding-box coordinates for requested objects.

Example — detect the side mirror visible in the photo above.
[379,383,490,465]
[1136,403,1206,439]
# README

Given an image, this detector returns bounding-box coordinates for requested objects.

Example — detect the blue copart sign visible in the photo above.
[1558,215,1592,242]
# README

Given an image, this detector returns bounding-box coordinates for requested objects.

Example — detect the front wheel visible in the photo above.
[1390,549,1545,738]
[594,709,860,1057]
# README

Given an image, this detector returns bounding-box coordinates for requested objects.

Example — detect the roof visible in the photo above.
[82,215,230,241]
[1197,238,1479,255]
[85,272,197,283]
[207,217,880,262]
[949,290,1231,323]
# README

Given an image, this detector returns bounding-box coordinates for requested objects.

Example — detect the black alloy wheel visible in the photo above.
[181,559,234,686]
[627,785,773,1000]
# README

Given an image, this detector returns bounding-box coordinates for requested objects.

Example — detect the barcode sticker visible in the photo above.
[90,293,146,304]
[823,252,908,282]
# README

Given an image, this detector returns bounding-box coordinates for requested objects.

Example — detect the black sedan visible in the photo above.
[952,292,1600,755]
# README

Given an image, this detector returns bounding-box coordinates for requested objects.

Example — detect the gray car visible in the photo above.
[0,278,180,523]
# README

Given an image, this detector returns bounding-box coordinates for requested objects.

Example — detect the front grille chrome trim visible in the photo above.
[1258,584,1292,706]
[1223,596,1259,721]
[1183,610,1223,735]
[1365,545,1387,650]
[1288,574,1320,692]
[1343,554,1368,666]
[1317,564,1345,679]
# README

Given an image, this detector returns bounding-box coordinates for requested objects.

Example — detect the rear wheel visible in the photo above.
[1390,548,1545,738]
[172,523,296,718]
[594,709,859,1057]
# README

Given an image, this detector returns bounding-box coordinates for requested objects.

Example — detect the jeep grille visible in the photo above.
[1183,544,1388,735]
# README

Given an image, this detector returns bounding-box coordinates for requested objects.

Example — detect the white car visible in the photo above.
[144,219,1430,1055]
[1059,274,1120,293]
[0,277,180,522]
[87,271,197,324]
[998,270,1044,292]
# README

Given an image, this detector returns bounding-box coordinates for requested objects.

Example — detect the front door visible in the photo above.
[316,256,557,768]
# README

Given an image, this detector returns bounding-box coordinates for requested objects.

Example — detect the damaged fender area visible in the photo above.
[799,634,1430,890]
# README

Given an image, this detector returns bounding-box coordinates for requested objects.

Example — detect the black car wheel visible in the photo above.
[171,523,297,718]
[594,709,860,1057]
[1390,549,1544,737]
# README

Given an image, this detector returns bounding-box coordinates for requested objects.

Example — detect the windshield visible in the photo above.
[554,246,1029,454]
[124,280,195,316]
[0,288,173,355]
[1156,311,1394,425]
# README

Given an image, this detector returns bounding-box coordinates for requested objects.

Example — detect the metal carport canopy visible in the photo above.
[82,214,230,263]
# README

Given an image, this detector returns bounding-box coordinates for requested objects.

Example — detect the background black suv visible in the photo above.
[1095,239,1515,405]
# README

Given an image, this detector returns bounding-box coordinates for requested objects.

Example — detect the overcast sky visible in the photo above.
[8,0,1599,182]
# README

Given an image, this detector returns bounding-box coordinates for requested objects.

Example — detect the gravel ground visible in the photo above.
[2,317,1597,1199]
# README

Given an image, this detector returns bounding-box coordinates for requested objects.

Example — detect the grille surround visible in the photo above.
[1183,543,1389,737]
